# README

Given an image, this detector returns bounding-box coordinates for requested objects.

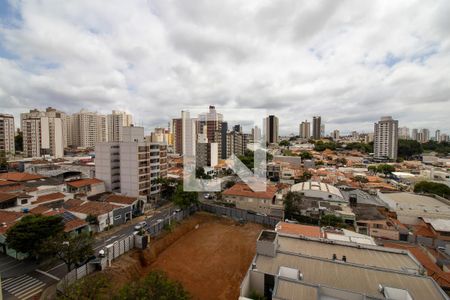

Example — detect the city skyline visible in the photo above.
[0,1,449,134]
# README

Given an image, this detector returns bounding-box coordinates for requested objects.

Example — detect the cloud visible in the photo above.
[0,0,449,136]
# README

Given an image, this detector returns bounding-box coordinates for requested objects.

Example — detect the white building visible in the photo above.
[70,109,108,148]
[374,116,398,160]
[435,130,441,142]
[95,126,167,201]
[290,181,346,203]
[107,110,133,142]
[398,126,410,139]
[21,108,66,158]
[0,114,15,155]
[331,129,340,141]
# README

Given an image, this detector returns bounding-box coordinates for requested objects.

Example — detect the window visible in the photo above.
[21,199,28,205]
[114,215,122,220]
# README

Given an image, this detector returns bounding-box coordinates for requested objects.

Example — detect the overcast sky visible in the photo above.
[0,0,449,135]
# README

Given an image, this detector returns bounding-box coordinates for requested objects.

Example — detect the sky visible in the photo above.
[0,0,449,136]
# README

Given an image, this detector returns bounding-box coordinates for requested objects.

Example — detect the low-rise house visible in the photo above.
[88,192,144,224]
[0,192,33,209]
[222,183,283,217]
[63,199,122,232]
[419,218,450,242]
[32,192,66,207]
[66,178,105,197]
[353,206,407,240]
[0,172,45,183]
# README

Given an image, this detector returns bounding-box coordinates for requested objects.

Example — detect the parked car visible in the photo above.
[285,219,299,224]
[134,221,147,231]
[204,193,212,199]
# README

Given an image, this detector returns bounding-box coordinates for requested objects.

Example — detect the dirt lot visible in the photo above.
[106,212,264,300]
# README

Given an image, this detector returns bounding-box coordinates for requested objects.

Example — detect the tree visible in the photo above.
[299,151,313,159]
[284,192,303,219]
[316,160,325,166]
[15,130,23,152]
[279,140,290,147]
[336,158,347,165]
[314,141,337,151]
[117,270,191,300]
[368,165,377,173]
[299,171,312,182]
[321,214,344,227]
[0,151,7,170]
[172,185,198,208]
[85,214,98,225]
[195,167,211,179]
[57,273,112,300]
[345,142,373,153]
[6,214,64,258]
[354,175,368,183]
[414,181,450,199]
[42,232,94,271]
[376,164,395,175]
[398,139,422,159]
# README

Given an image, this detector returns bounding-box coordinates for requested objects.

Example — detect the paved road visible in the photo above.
[1,205,175,299]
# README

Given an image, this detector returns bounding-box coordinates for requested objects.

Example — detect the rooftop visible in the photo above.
[0,172,45,182]
[421,218,450,233]
[66,178,103,188]
[291,181,344,200]
[33,192,66,204]
[275,222,322,238]
[222,182,277,199]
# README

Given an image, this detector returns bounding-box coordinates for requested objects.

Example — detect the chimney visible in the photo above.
[342,255,347,262]
[332,253,337,260]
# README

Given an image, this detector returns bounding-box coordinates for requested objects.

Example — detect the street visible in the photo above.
[0,204,175,300]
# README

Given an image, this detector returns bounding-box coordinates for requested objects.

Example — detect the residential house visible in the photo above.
[66,178,105,197]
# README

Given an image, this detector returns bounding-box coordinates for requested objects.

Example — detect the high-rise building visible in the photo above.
[182,110,197,157]
[107,110,133,142]
[95,126,167,201]
[440,133,449,142]
[198,105,223,144]
[420,129,430,143]
[331,129,340,141]
[320,124,325,138]
[21,108,65,158]
[351,131,358,140]
[398,126,410,140]
[252,126,262,142]
[435,130,441,142]
[171,118,183,154]
[299,120,311,139]
[149,127,171,144]
[312,116,321,140]
[0,114,15,155]
[196,127,218,168]
[374,116,398,160]
[411,129,418,141]
[264,115,279,144]
[70,109,108,148]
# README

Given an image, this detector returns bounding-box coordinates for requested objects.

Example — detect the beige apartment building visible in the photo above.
[70,109,108,147]
[0,114,15,155]
[107,110,133,142]
[20,107,66,158]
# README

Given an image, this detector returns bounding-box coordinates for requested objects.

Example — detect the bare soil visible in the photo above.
[105,212,263,300]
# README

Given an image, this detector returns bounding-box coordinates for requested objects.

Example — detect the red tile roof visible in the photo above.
[0,192,17,203]
[64,218,88,232]
[0,172,44,182]
[105,194,137,205]
[66,178,103,188]
[0,184,24,193]
[0,180,17,186]
[384,242,450,289]
[33,192,66,204]
[275,222,322,238]
[65,200,118,216]
[222,183,277,199]
[30,205,52,215]
[0,210,23,234]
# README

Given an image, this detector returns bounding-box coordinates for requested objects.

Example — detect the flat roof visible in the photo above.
[255,252,444,300]
[277,235,420,273]
[291,181,344,199]
[422,218,450,232]
[383,192,446,207]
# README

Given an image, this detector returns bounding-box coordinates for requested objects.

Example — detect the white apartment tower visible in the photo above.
[95,126,167,201]
[398,126,410,140]
[331,129,340,141]
[70,110,108,147]
[107,110,133,142]
[299,120,311,139]
[374,116,398,160]
[0,114,15,155]
[21,108,65,158]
